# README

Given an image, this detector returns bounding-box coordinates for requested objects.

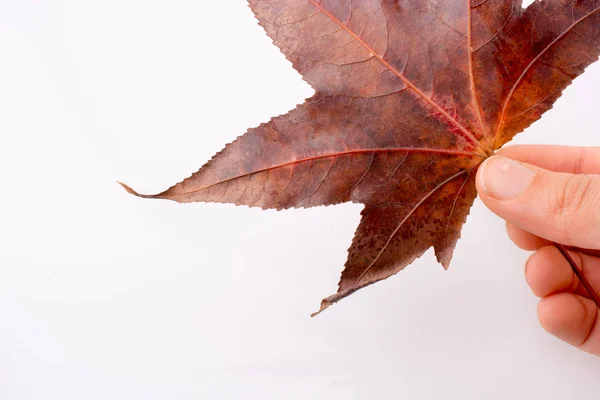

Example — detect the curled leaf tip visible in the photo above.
[117,181,158,199]
[310,300,333,318]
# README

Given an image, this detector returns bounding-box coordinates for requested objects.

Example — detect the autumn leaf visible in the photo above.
[121,0,600,315]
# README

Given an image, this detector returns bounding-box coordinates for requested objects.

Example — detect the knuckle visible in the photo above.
[549,175,599,241]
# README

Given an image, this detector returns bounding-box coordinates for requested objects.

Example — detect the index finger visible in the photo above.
[497,145,600,175]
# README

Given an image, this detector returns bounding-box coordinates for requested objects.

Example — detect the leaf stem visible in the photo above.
[554,243,600,309]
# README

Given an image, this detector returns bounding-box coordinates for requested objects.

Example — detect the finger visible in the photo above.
[497,145,600,175]
[506,223,550,251]
[476,156,600,249]
[572,248,600,258]
[505,223,600,255]
[538,293,600,356]
[525,246,600,299]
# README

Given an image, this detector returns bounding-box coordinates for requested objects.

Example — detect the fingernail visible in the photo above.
[479,156,537,200]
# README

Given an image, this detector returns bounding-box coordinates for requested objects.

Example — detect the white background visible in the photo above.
[1,1,600,399]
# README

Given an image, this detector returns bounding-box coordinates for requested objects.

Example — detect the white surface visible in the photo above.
[1,2,600,399]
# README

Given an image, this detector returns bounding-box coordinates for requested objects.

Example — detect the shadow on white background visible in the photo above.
[1,1,599,399]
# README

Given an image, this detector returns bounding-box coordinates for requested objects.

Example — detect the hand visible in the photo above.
[476,145,600,356]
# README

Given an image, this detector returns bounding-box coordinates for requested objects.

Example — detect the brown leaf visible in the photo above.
[121,0,600,315]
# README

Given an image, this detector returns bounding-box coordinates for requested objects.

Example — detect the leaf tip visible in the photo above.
[117,181,159,199]
[310,299,333,318]
[440,257,451,271]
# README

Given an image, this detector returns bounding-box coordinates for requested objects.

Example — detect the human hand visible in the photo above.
[476,145,600,356]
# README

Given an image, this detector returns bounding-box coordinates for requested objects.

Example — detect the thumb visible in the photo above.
[476,156,600,250]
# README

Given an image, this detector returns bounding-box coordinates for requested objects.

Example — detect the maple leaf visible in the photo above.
[121,0,600,315]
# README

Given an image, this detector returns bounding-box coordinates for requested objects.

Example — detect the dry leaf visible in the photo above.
[121,0,600,315]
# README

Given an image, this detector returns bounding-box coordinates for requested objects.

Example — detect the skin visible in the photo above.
[476,145,600,356]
